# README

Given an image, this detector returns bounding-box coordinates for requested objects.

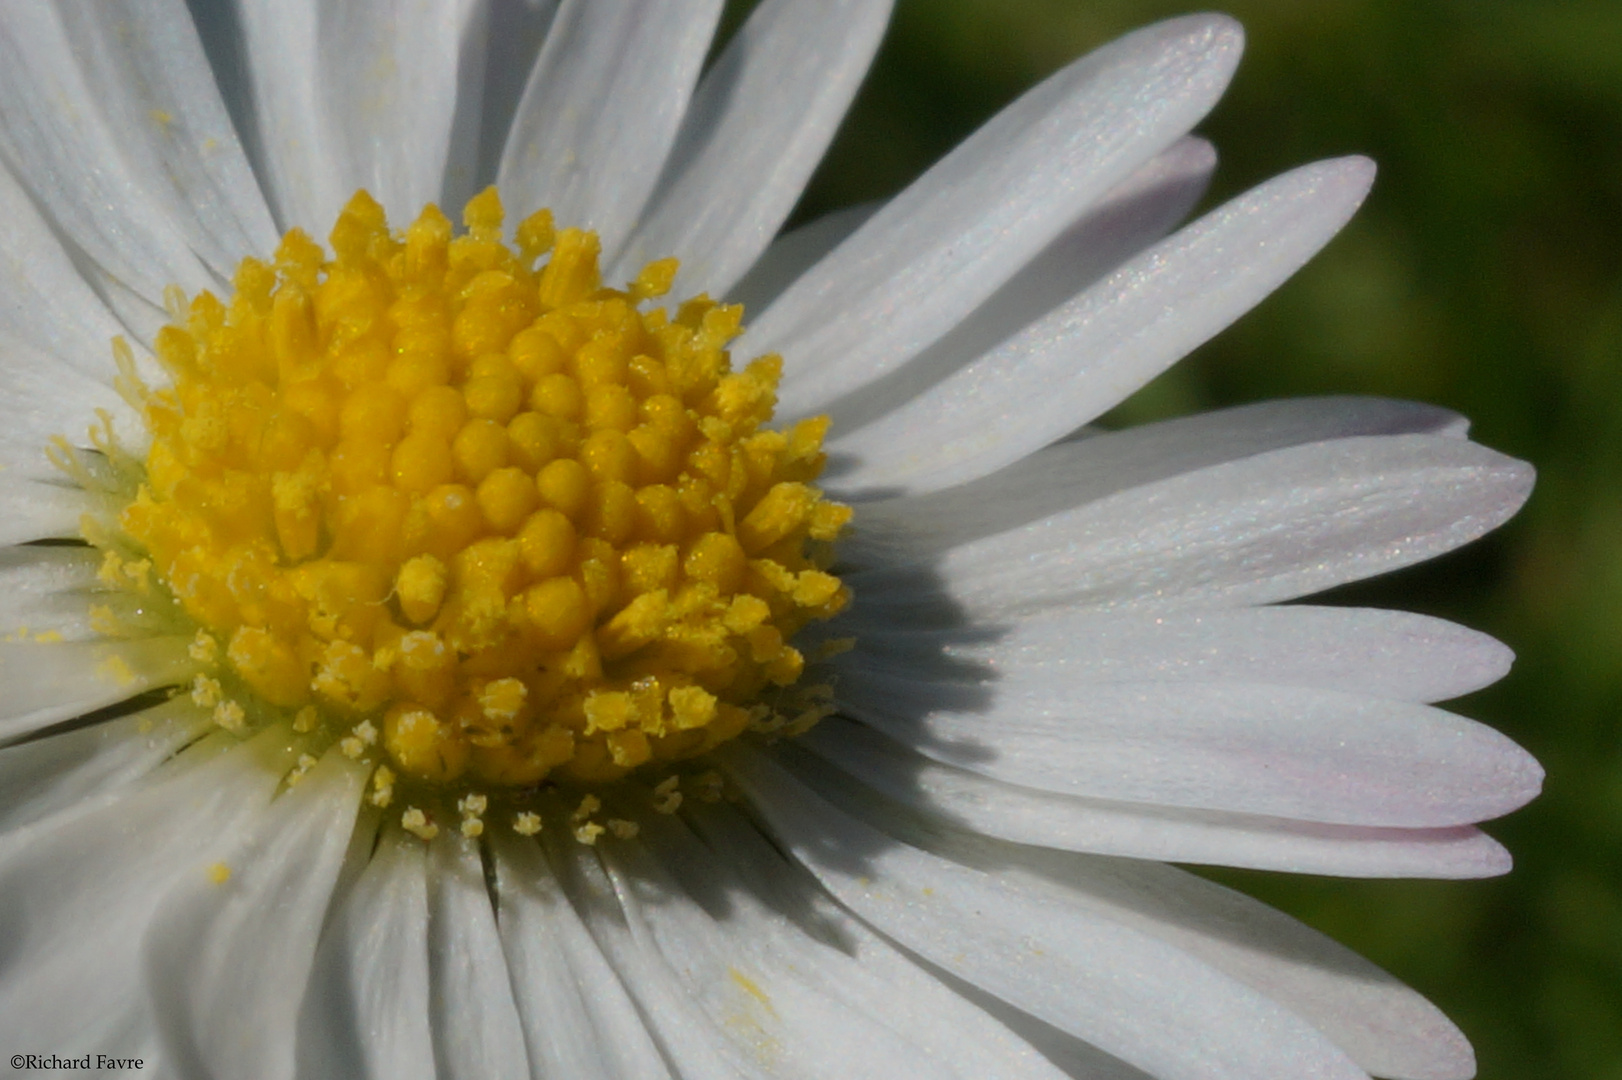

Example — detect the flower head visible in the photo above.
[0,5,1537,1080]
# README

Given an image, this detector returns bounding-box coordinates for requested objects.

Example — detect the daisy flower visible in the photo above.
[0,3,1540,1080]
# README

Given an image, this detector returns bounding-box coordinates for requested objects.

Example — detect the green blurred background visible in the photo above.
[728,1,1622,1077]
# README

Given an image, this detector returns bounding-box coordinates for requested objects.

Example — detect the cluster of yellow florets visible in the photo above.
[108,188,850,788]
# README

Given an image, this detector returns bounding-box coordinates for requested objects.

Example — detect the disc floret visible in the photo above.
[97,188,851,792]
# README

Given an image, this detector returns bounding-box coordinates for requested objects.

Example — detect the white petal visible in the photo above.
[0,3,214,302]
[0,729,296,1052]
[0,699,207,835]
[427,830,531,1080]
[543,826,760,1080]
[742,15,1244,420]
[602,834,984,1080]
[497,0,723,255]
[843,605,1513,704]
[0,334,144,478]
[317,0,483,224]
[848,395,1471,554]
[848,433,1532,622]
[827,156,1376,495]
[493,832,672,1080]
[833,670,1542,827]
[0,637,194,743]
[796,721,1513,878]
[727,747,1370,1080]
[0,476,102,545]
[296,824,434,1080]
[825,137,1214,465]
[726,202,880,314]
[610,0,893,297]
[230,0,346,232]
[1009,853,1479,1080]
[146,752,366,1080]
[55,0,279,277]
[462,0,561,199]
[0,543,99,640]
[644,799,1075,1080]
[0,161,131,372]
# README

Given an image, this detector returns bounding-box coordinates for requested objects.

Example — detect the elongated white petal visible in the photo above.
[543,827,761,1080]
[464,0,560,197]
[318,0,483,224]
[231,0,344,231]
[727,202,880,314]
[849,434,1532,622]
[0,335,143,479]
[494,833,672,1080]
[0,476,101,546]
[0,637,194,743]
[0,3,214,302]
[611,0,893,297]
[0,161,132,372]
[829,777,1478,1080]
[0,541,98,641]
[600,836,988,1080]
[146,752,365,1080]
[843,606,1513,704]
[825,137,1214,471]
[743,15,1244,420]
[641,801,1075,1080]
[427,831,531,1080]
[497,0,722,255]
[848,395,1471,558]
[0,699,206,835]
[56,0,279,277]
[296,826,434,1080]
[728,748,1370,1080]
[834,670,1541,827]
[827,157,1375,495]
[0,730,295,1053]
[796,722,1513,878]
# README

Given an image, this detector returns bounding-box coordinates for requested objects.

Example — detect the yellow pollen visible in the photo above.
[93,187,851,793]
[207,862,231,885]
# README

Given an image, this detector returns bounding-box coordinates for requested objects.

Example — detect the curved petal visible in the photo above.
[0,698,207,835]
[317,0,484,224]
[649,799,1077,1080]
[493,832,672,1080]
[841,606,1514,705]
[0,335,143,479]
[56,0,279,276]
[426,830,531,1080]
[610,0,893,297]
[0,544,100,642]
[229,0,345,232]
[727,747,1370,1080]
[795,722,1513,879]
[296,825,434,1080]
[0,3,214,303]
[0,730,296,1056]
[832,672,1542,827]
[496,0,723,256]
[145,752,366,1080]
[0,637,194,744]
[0,161,134,373]
[826,156,1376,496]
[740,15,1244,421]
[847,434,1532,623]
[726,202,880,314]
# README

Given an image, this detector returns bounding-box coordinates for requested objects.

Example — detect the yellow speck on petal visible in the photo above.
[607,818,639,840]
[207,862,231,885]
[97,654,137,687]
[212,699,247,733]
[189,630,220,664]
[651,774,683,814]
[728,967,777,1016]
[572,820,605,846]
[512,811,542,836]
[401,806,439,841]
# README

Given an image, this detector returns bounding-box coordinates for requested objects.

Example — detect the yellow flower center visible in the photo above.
[90,188,850,795]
